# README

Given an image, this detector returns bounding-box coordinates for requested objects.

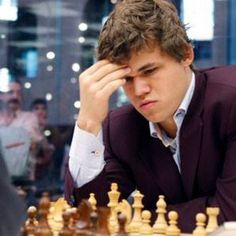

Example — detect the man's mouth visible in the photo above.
[8,98,19,104]
[139,100,157,110]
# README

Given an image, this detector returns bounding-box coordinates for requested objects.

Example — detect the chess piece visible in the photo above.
[34,194,53,236]
[192,213,207,236]
[206,207,220,233]
[107,183,120,233]
[128,190,144,233]
[48,197,70,233]
[139,210,153,235]
[88,193,97,211]
[165,211,180,236]
[24,206,38,235]
[90,211,98,235]
[20,225,27,236]
[115,213,128,236]
[116,199,132,224]
[42,192,50,199]
[153,195,168,234]
[74,199,92,236]
[69,207,79,232]
[97,207,110,236]
[58,211,73,236]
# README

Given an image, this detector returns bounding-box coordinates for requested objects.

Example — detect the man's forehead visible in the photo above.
[34,104,46,109]
[127,50,162,71]
[9,82,21,91]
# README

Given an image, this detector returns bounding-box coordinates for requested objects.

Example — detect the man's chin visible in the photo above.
[137,110,162,123]
[7,99,20,111]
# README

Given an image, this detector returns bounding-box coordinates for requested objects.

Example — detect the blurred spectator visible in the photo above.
[30,98,48,132]
[48,125,73,194]
[30,98,54,191]
[30,98,73,195]
[0,80,43,185]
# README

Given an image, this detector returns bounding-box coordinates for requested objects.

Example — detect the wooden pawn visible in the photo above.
[192,213,207,236]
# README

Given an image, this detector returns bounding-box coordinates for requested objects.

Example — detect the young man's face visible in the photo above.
[32,104,47,126]
[122,45,193,124]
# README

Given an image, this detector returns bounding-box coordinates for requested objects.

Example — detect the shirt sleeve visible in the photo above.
[69,124,105,187]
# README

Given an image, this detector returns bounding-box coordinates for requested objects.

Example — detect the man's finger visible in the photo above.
[100,79,126,98]
[81,60,109,77]
[94,67,130,90]
[88,63,128,83]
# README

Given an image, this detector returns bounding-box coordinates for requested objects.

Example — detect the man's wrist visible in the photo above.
[77,117,101,136]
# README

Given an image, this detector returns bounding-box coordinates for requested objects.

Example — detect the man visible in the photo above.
[65,0,236,232]
[30,98,54,190]
[30,98,73,193]
[30,98,48,133]
[0,80,42,182]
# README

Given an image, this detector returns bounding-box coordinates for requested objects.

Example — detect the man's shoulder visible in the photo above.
[15,111,39,127]
[194,66,236,117]
[199,65,236,75]
[18,111,37,119]
[198,65,236,88]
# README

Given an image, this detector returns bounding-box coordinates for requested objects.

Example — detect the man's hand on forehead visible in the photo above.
[77,60,130,135]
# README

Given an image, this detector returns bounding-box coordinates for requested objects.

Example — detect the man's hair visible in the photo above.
[97,0,192,65]
[30,98,47,110]
[10,79,22,87]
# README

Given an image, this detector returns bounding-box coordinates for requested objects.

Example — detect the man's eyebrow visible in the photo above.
[126,62,159,78]
[137,62,158,72]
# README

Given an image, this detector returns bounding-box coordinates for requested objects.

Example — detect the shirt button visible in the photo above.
[94,150,100,156]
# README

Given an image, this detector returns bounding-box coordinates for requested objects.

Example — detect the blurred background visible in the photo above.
[0,0,235,201]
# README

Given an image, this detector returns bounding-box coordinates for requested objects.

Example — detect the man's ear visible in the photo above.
[181,45,194,67]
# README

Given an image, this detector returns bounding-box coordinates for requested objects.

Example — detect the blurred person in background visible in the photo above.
[0,80,43,203]
[30,98,73,196]
[30,98,54,192]
[31,98,48,132]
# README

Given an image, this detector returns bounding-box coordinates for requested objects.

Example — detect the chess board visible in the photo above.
[21,183,221,236]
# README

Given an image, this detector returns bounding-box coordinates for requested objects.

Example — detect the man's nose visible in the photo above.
[12,93,17,98]
[13,92,20,99]
[133,77,151,96]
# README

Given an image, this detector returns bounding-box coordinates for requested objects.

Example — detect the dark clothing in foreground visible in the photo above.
[0,153,25,236]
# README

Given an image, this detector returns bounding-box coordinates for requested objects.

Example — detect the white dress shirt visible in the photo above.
[69,126,105,187]
[0,110,43,142]
[69,73,195,187]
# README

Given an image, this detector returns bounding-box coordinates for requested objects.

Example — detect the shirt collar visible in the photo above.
[177,72,195,115]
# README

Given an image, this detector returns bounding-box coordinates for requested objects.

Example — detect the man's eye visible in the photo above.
[143,68,157,75]
[125,76,133,82]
